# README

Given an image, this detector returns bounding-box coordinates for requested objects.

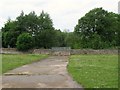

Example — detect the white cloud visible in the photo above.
[0,0,119,31]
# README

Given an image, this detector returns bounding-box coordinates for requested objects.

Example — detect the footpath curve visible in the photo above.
[3,56,83,88]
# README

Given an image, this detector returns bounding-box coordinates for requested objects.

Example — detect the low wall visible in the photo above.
[1,48,35,54]
[52,51,71,56]
[51,47,71,56]
[2,48,23,54]
[33,49,52,55]
[71,49,118,55]
[1,48,118,55]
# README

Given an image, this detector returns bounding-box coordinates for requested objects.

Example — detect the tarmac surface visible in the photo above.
[2,56,83,88]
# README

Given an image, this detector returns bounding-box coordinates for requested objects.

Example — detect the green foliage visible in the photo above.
[34,11,55,48]
[117,14,120,46]
[16,11,38,34]
[38,11,54,30]
[75,8,119,49]
[3,31,18,48]
[2,11,57,50]
[53,30,64,47]
[65,32,80,49]
[2,8,119,49]
[35,29,56,48]
[2,20,19,48]
[16,33,33,51]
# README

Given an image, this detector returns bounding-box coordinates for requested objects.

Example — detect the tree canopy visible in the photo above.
[16,33,33,51]
[2,11,57,50]
[2,8,120,50]
[74,8,119,49]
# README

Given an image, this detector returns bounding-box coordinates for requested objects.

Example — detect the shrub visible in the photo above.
[16,33,33,51]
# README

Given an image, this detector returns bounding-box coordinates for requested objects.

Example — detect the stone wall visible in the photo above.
[71,49,118,55]
[33,49,52,55]
[52,51,71,56]
[1,48,118,55]
[2,48,22,54]
[52,47,71,56]
[1,48,33,54]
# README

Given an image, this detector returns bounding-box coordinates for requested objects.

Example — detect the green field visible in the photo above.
[0,54,2,75]
[67,55,118,88]
[2,54,48,73]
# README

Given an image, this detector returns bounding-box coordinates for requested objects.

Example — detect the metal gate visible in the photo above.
[52,47,71,56]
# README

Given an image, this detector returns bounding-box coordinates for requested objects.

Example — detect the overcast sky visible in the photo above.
[0,0,119,31]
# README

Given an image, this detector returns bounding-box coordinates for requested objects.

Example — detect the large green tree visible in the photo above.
[2,11,57,49]
[2,19,19,48]
[16,11,38,35]
[34,11,56,48]
[117,14,120,47]
[75,8,119,49]
[16,33,33,51]
[65,32,80,49]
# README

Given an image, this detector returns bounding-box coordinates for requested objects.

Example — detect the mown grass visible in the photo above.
[0,54,2,75]
[2,54,48,74]
[67,55,118,88]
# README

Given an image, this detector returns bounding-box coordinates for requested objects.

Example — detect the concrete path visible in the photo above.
[0,76,2,89]
[2,56,83,88]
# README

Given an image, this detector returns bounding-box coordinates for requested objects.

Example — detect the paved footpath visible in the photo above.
[2,56,83,88]
[0,76,2,89]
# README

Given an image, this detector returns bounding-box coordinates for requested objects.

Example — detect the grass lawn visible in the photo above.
[2,54,48,74]
[0,54,1,75]
[67,55,118,88]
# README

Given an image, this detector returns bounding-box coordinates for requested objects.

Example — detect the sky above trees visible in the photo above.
[0,0,119,31]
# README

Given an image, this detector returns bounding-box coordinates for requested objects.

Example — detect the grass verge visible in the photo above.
[2,54,48,74]
[67,55,118,88]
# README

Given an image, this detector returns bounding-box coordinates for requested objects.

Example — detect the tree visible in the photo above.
[16,33,33,51]
[54,30,68,47]
[2,11,57,49]
[117,14,120,47]
[34,11,56,48]
[74,8,119,49]
[16,11,38,35]
[38,11,54,30]
[2,20,19,48]
[65,32,80,49]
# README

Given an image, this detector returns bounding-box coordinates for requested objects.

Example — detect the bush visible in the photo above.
[16,33,33,51]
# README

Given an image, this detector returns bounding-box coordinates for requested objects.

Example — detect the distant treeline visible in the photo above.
[2,8,120,51]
